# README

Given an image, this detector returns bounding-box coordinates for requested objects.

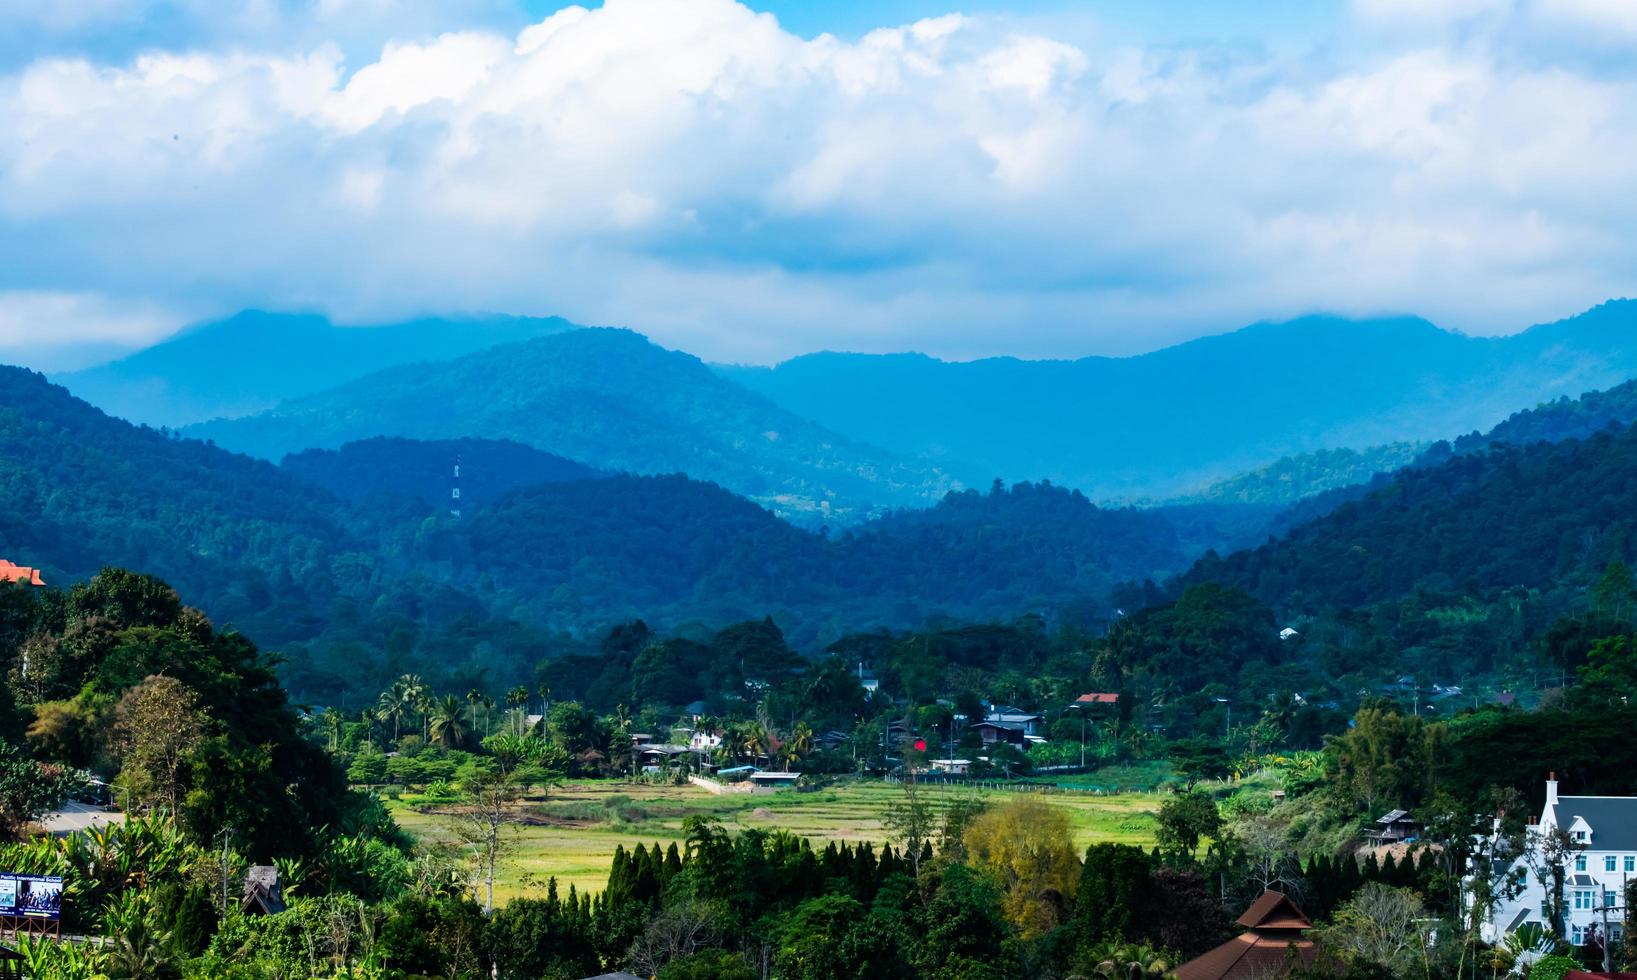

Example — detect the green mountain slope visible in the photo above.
[1181,423,1637,610]
[722,300,1637,499]
[187,328,967,522]
[281,437,599,510]
[0,368,1209,698]
[1172,443,1429,507]
[55,310,575,427]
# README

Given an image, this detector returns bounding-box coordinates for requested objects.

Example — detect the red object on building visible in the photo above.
[912,739,926,752]
[1073,692,1120,705]
[0,560,44,586]
[1172,891,1318,980]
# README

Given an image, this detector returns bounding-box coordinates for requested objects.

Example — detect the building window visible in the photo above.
[1575,890,1595,910]
[1576,855,1588,872]
[1607,890,1619,909]
[1607,856,1619,873]
[1627,856,1636,873]
[1576,830,1588,841]
[1573,924,1586,945]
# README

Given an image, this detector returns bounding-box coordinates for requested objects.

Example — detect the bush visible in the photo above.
[1527,955,1583,980]
[346,755,386,785]
[659,949,758,980]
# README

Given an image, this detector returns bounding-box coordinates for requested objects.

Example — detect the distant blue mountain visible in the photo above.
[54,310,576,427]
[719,300,1637,499]
[186,328,963,523]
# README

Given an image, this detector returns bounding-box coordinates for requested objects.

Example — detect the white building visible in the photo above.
[1480,774,1634,950]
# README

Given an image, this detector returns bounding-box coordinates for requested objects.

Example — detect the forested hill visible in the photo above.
[281,437,600,510]
[0,366,358,633]
[57,310,575,428]
[1170,442,1427,507]
[0,367,1218,698]
[186,328,966,523]
[1180,422,1637,611]
[724,299,1637,499]
[421,478,1197,637]
[1450,376,1637,455]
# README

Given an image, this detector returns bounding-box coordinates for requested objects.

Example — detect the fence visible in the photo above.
[881,775,1157,796]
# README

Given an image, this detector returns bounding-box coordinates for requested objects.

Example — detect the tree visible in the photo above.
[1326,707,1443,813]
[1073,843,1152,949]
[428,695,472,750]
[114,675,207,815]
[962,797,1079,937]
[1317,883,1426,975]
[378,680,411,743]
[452,771,521,913]
[882,780,936,881]
[1154,791,1222,861]
[0,739,72,841]
[1524,827,1584,943]
[786,721,815,770]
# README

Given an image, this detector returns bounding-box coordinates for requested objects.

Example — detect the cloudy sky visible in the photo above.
[1,0,1634,368]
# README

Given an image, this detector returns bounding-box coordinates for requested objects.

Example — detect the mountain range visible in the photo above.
[722,300,1637,499]
[184,328,965,522]
[56,310,575,428]
[10,330,1637,698]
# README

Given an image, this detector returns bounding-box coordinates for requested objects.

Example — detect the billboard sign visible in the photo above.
[0,873,63,920]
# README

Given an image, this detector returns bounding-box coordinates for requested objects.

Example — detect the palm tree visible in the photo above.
[429,695,472,750]
[785,721,814,771]
[377,682,410,742]
[359,707,379,752]
[466,689,486,737]
[741,722,770,768]
[321,708,344,754]
[506,686,530,735]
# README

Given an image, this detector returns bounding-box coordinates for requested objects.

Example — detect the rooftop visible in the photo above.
[1555,795,1637,852]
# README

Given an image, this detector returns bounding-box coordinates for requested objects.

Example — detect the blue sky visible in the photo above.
[0,0,1633,368]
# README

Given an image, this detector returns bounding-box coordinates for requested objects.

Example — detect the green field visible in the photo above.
[387,778,1162,903]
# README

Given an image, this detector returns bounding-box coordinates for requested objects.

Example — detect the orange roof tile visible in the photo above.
[0,560,44,587]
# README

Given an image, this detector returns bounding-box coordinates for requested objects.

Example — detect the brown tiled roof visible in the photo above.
[1236,891,1313,931]
[1173,891,1317,980]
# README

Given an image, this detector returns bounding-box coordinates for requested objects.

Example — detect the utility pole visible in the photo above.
[1080,715,1086,769]
[216,826,235,917]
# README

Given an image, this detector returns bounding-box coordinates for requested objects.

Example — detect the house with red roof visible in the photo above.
[1172,890,1317,980]
[0,560,44,586]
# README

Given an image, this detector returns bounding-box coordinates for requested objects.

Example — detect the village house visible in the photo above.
[1173,890,1318,979]
[1368,809,1421,844]
[983,704,1042,736]
[969,720,1028,748]
[1477,774,1637,950]
[0,560,44,586]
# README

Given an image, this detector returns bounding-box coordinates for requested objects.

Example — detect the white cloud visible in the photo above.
[0,291,180,369]
[0,0,1633,366]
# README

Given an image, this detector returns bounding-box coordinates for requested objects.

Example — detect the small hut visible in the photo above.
[1172,890,1317,980]
[242,866,285,916]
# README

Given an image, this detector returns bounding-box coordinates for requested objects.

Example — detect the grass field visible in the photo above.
[387,778,1163,903]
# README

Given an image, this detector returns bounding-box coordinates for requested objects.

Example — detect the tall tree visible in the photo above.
[114,675,207,815]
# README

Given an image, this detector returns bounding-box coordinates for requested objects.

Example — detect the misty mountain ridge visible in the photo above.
[55,309,577,428]
[724,299,1637,499]
[185,328,966,523]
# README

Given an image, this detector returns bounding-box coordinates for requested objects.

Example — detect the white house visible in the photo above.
[1478,774,1635,950]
